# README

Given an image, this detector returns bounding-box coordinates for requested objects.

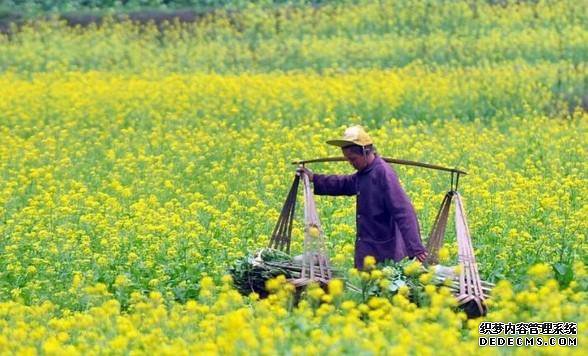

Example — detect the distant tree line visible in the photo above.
[1,0,332,14]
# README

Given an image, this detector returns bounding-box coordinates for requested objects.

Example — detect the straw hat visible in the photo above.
[326,125,373,147]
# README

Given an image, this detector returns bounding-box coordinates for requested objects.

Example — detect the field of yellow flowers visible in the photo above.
[0,0,587,354]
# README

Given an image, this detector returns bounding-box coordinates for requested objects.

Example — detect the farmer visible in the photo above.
[297,125,427,269]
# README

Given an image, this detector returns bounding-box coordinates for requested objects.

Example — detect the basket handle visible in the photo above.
[268,174,300,253]
[425,191,454,265]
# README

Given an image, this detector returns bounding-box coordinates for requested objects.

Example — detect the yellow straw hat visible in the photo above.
[326,125,373,147]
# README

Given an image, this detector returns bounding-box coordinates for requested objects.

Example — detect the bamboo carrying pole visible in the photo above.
[292,157,467,175]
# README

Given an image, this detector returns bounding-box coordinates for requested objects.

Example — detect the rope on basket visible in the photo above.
[268,172,332,287]
[291,172,332,287]
[425,191,487,317]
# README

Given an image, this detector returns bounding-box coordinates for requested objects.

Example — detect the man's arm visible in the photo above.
[381,169,426,258]
[313,173,357,196]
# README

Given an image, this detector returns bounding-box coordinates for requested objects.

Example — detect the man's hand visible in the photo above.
[296,166,314,182]
[414,251,428,263]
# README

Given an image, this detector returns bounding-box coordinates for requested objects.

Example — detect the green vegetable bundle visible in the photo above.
[229,248,294,297]
[346,259,493,318]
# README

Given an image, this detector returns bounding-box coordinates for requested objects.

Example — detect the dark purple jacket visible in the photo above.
[313,155,426,269]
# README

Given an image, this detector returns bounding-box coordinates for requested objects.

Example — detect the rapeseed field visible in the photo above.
[0,0,586,354]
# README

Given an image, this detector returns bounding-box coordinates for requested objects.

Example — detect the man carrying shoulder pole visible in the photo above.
[297,125,427,270]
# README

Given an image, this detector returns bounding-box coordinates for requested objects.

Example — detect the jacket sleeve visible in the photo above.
[380,169,426,256]
[313,173,357,196]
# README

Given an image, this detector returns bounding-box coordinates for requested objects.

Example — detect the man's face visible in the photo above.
[342,147,367,171]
